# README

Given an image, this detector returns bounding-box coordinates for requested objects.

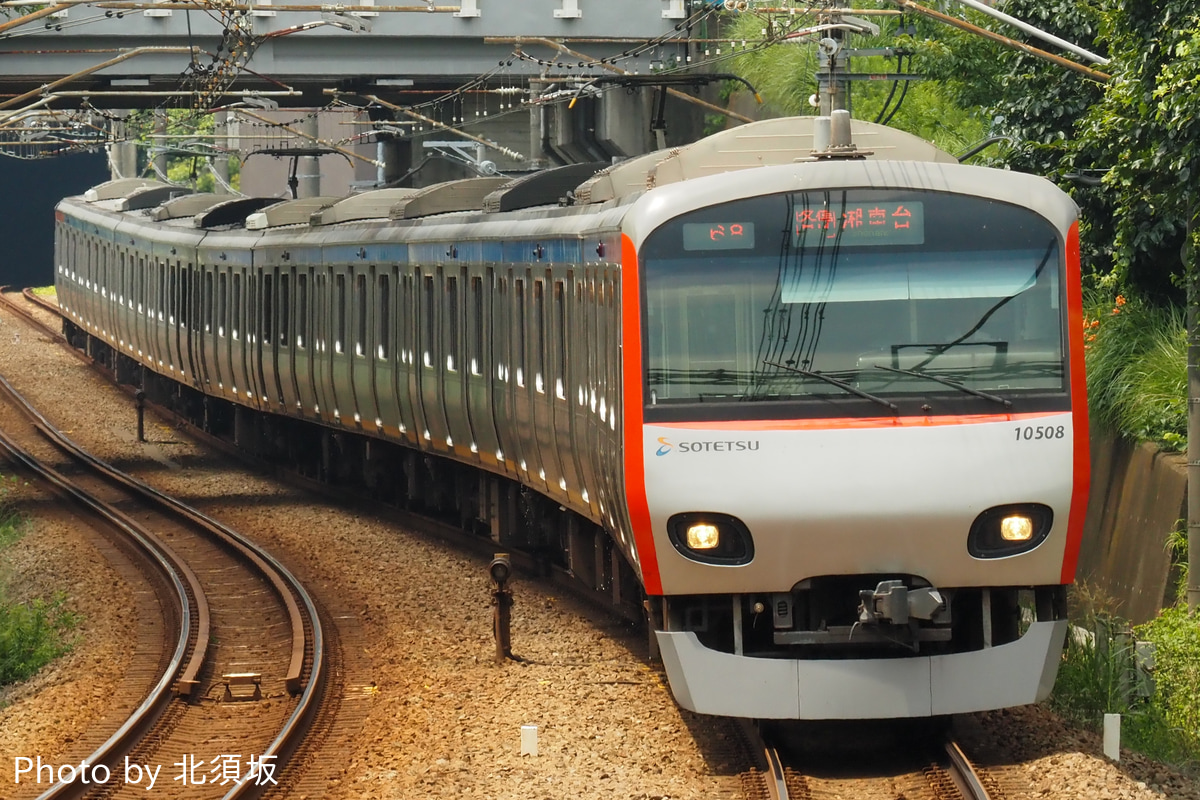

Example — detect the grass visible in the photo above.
[1083,293,1187,450]
[1053,599,1200,769]
[0,474,78,688]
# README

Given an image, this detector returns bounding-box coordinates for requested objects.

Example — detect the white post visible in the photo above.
[1103,713,1121,760]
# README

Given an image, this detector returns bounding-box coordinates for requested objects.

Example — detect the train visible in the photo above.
[53,113,1089,720]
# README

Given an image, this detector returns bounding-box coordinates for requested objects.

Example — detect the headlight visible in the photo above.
[1000,515,1034,542]
[667,512,754,565]
[968,504,1053,558]
[686,523,721,550]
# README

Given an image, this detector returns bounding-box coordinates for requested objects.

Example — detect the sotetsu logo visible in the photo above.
[654,438,760,456]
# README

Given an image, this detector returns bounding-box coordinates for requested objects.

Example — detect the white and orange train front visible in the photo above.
[613,160,1089,719]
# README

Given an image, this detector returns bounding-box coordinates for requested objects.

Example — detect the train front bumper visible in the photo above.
[655,619,1067,719]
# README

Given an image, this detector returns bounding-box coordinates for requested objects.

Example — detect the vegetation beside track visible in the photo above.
[1083,292,1187,452]
[0,474,77,688]
[1053,601,1200,768]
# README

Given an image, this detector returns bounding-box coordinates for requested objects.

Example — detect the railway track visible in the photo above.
[7,286,1019,800]
[0,368,326,799]
[739,720,1000,800]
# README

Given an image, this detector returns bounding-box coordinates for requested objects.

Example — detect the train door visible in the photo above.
[235,268,252,402]
[328,268,352,425]
[349,267,381,433]
[170,261,184,382]
[396,270,424,447]
[531,277,565,497]
[276,270,299,414]
[144,255,160,371]
[248,271,267,410]
[416,267,451,455]
[572,275,600,520]
[442,269,476,461]
[465,267,504,473]
[552,275,586,508]
[200,267,218,392]
[152,257,168,373]
[594,272,619,533]
[260,272,282,412]
[133,253,149,372]
[293,269,317,418]
[489,273,515,475]
[510,275,546,492]
[311,270,334,422]
[373,268,404,437]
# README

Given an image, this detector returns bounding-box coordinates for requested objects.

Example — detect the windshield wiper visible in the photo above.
[874,364,1012,408]
[763,361,898,413]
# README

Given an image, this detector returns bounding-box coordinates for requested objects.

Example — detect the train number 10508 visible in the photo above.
[1014,425,1066,441]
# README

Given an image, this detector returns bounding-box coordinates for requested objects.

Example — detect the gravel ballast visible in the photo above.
[1,297,1198,799]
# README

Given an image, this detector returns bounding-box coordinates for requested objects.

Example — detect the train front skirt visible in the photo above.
[655,619,1067,719]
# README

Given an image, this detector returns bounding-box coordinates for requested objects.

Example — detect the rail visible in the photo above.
[0,297,328,799]
[0,376,199,800]
[945,738,992,800]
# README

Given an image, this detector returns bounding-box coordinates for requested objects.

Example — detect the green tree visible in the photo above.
[1077,1,1200,300]
[723,7,987,155]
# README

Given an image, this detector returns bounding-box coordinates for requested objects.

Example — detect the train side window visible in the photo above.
[262,274,274,345]
[296,273,308,349]
[99,245,108,299]
[182,264,192,328]
[377,273,390,360]
[171,263,180,326]
[401,273,413,364]
[446,275,458,372]
[315,272,327,353]
[355,273,367,357]
[515,278,526,386]
[137,256,146,315]
[470,275,483,376]
[335,273,346,355]
[496,276,508,382]
[248,274,258,344]
[204,271,213,333]
[422,274,435,368]
[554,280,567,399]
[279,273,291,348]
[119,252,126,305]
[533,279,545,393]
[232,273,242,340]
[221,271,230,337]
[158,260,166,322]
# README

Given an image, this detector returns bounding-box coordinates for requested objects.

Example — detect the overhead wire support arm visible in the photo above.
[486,36,756,124]
[349,93,526,162]
[885,0,1110,82]
[235,107,384,168]
[0,46,200,111]
[952,0,1108,65]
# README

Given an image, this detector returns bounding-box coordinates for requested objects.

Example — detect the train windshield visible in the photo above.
[640,189,1068,418]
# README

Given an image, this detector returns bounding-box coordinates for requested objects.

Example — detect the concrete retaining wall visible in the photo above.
[1076,431,1185,624]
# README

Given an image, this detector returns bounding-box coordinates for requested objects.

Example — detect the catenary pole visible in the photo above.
[1189,203,1200,613]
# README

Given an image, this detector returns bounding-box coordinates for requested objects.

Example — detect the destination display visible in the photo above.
[792,200,924,247]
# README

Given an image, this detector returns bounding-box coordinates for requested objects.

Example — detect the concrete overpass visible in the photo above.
[0,0,698,109]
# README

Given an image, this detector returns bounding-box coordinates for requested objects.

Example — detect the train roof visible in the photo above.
[245,196,340,229]
[64,116,963,231]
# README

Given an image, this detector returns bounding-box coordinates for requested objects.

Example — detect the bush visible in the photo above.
[1083,293,1187,450]
[1135,605,1200,764]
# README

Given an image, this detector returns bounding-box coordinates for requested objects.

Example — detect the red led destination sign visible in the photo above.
[792,201,924,247]
[682,222,756,251]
